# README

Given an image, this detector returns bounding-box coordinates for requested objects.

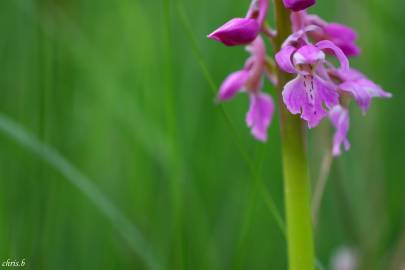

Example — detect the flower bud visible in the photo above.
[282,0,316,11]
[208,18,260,46]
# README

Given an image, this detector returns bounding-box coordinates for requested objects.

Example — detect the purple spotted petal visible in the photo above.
[282,75,338,128]
[316,40,349,72]
[246,93,274,142]
[340,69,392,114]
[275,45,297,73]
[283,0,316,11]
[329,105,350,156]
[208,18,260,46]
[218,70,249,101]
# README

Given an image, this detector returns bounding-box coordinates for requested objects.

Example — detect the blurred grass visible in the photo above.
[0,113,164,270]
[0,0,404,270]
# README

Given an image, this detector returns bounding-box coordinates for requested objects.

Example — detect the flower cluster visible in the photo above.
[208,0,391,155]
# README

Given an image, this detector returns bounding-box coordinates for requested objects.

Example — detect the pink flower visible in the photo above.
[218,37,275,141]
[208,0,269,46]
[338,68,392,114]
[275,39,349,127]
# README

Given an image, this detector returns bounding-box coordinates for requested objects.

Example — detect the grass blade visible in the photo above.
[0,113,164,270]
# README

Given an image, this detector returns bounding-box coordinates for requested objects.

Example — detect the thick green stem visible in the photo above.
[273,1,315,270]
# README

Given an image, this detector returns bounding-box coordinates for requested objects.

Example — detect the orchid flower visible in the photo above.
[218,36,275,141]
[327,69,392,155]
[338,68,392,114]
[275,38,349,127]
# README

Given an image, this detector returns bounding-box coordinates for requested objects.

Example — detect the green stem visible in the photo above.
[273,1,315,270]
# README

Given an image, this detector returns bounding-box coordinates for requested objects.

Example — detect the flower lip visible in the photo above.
[293,45,325,66]
[246,93,274,142]
[282,75,338,128]
[207,18,260,46]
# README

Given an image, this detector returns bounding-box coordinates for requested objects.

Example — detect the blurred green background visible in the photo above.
[0,0,403,269]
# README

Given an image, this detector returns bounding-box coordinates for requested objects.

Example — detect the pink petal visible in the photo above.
[246,92,274,142]
[258,0,270,26]
[302,76,338,127]
[275,45,297,74]
[324,24,361,56]
[282,76,307,115]
[245,37,267,91]
[339,68,392,114]
[282,25,320,47]
[324,23,357,42]
[335,42,361,57]
[218,70,249,101]
[340,81,371,113]
[316,76,339,109]
[247,36,266,63]
[329,105,350,156]
[208,18,260,46]
[291,11,307,32]
[316,40,349,72]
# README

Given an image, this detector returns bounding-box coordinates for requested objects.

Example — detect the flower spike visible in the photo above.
[208,0,391,155]
[216,36,275,141]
